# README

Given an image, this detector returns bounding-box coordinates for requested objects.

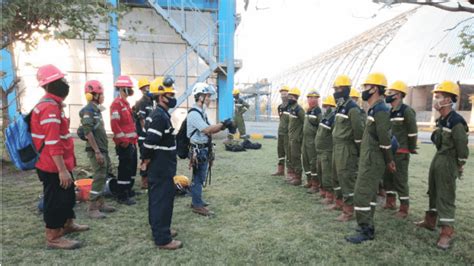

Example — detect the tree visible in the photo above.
[1,0,128,161]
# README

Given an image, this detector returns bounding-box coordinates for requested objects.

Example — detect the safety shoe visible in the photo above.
[383,195,397,210]
[321,192,335,205]
[285,168,295,181]
[336,204,354,222]
[158,240,183,250]
[437,225,454,250]
[414,211,437,231]
[88,201,106,219]
[395,204,409,219]
[191,206,214,216]
[271,165,285,176]
[345,225,375,244]
[326,198,343,211]
[98,197,116,213]
[46,228,81,250]
[62,219,89,235]
[319,188,326,198]
[141,176,148,189]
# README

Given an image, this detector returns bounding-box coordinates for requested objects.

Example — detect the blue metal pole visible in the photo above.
[217,0,235,121]
[108,0,121,97]
[1,48,18,121]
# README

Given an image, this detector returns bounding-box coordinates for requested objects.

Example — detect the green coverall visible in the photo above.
[288,102,305,175]
[428,111,469,226]
[354,99,393,226]
[80,102,111,201]
[277,102,290,167]
[383,103,418,205]
[315,108,336,192]
[332,99,364,204]
[302,107,322,182]
[234,97,250,136]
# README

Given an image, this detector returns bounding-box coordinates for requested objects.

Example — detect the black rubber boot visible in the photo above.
[345,225,375,244]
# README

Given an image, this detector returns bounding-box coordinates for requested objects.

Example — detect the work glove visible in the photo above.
[221,119,236,134]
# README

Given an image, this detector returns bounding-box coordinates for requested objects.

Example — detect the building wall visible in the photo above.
[13,7,217,131]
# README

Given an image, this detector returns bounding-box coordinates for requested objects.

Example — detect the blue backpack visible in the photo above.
[5,98,56,170]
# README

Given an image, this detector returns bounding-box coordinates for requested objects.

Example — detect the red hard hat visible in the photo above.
[84,80,104,94]
[37,64,65,87]
[114,75,133,88]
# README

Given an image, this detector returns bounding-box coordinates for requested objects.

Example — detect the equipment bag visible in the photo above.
[5,98,56,170]
[176,108,208,159]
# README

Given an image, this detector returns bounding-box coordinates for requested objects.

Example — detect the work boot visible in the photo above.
[285,168,295,181]
[303,181,312,189]
[383,195,397,210]
[271,165,285,176]
[345,225,375,244]
[117,195,136,206]
[88,200,106,219]
[62,219,89,235]
[395,204,409,219]
[46,228,80,250]
[288,173,302,186]
[98,197,116,213]
[322,192,335,205]
[191,206,214,217]
[415,211,437,231]
[141,176,148,189]
[326,198,343,211]
[336,204,354,222]
[437,225,454,250]
[319,188,326,198]
[158,240,183,250]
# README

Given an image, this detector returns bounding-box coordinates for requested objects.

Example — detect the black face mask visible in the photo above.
[48,79,70,98]
[385,94,397,103]
[166,96,177,108]
[333,89,349,102]
[362,90,374,101]
[288,99,297,106]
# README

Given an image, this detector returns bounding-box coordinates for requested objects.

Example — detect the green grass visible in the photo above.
[1,139,473,264]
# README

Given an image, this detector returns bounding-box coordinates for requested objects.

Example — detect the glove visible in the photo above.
[221,119,236,134]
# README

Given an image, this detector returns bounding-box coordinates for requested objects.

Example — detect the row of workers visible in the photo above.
[272,73,469,249]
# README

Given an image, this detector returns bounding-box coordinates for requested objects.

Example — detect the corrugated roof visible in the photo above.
[270,6,473,103]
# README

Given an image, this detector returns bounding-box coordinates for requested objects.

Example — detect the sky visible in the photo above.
[234,0,414,83]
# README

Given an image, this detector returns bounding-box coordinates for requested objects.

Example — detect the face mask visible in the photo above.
[48,79,70,98]
[288,99,297,106]
[333,89,349,102]
[362,90,374,101]
[433,97,452,110]
[98,105,106,112]
[166,96,177,108]
[385,94,397,103]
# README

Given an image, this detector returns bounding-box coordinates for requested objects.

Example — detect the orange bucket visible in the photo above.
[75,179,93,202]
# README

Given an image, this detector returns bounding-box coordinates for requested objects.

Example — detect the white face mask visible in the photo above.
[98,105,106,112]
[433,96,452,110]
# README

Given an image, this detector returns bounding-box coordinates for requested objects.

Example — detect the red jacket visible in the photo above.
[110,96,138,145]
[31,93,76,173]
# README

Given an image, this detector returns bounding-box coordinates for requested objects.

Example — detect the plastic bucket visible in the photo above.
[75,179,93,202]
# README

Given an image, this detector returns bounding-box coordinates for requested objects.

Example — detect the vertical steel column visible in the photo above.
[1,48,18,121]
[217,0,235,120]
[108,0,121,97]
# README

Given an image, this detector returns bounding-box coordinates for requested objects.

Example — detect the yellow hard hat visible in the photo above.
[322,95,336,107]
[173,175,190,188]
[388,80,408,94]
[363,72,388,87]
[349,87,361,98]
[279,85,290,92]
[306,90,320,97]
[149,77,176,95]
[288,87,301,97]
[233,88,240,95]
[333,75,352,87]
[138,77,150,89]
[432,80,460,97]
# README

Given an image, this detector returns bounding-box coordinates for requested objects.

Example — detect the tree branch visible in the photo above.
[400,2,474,13]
